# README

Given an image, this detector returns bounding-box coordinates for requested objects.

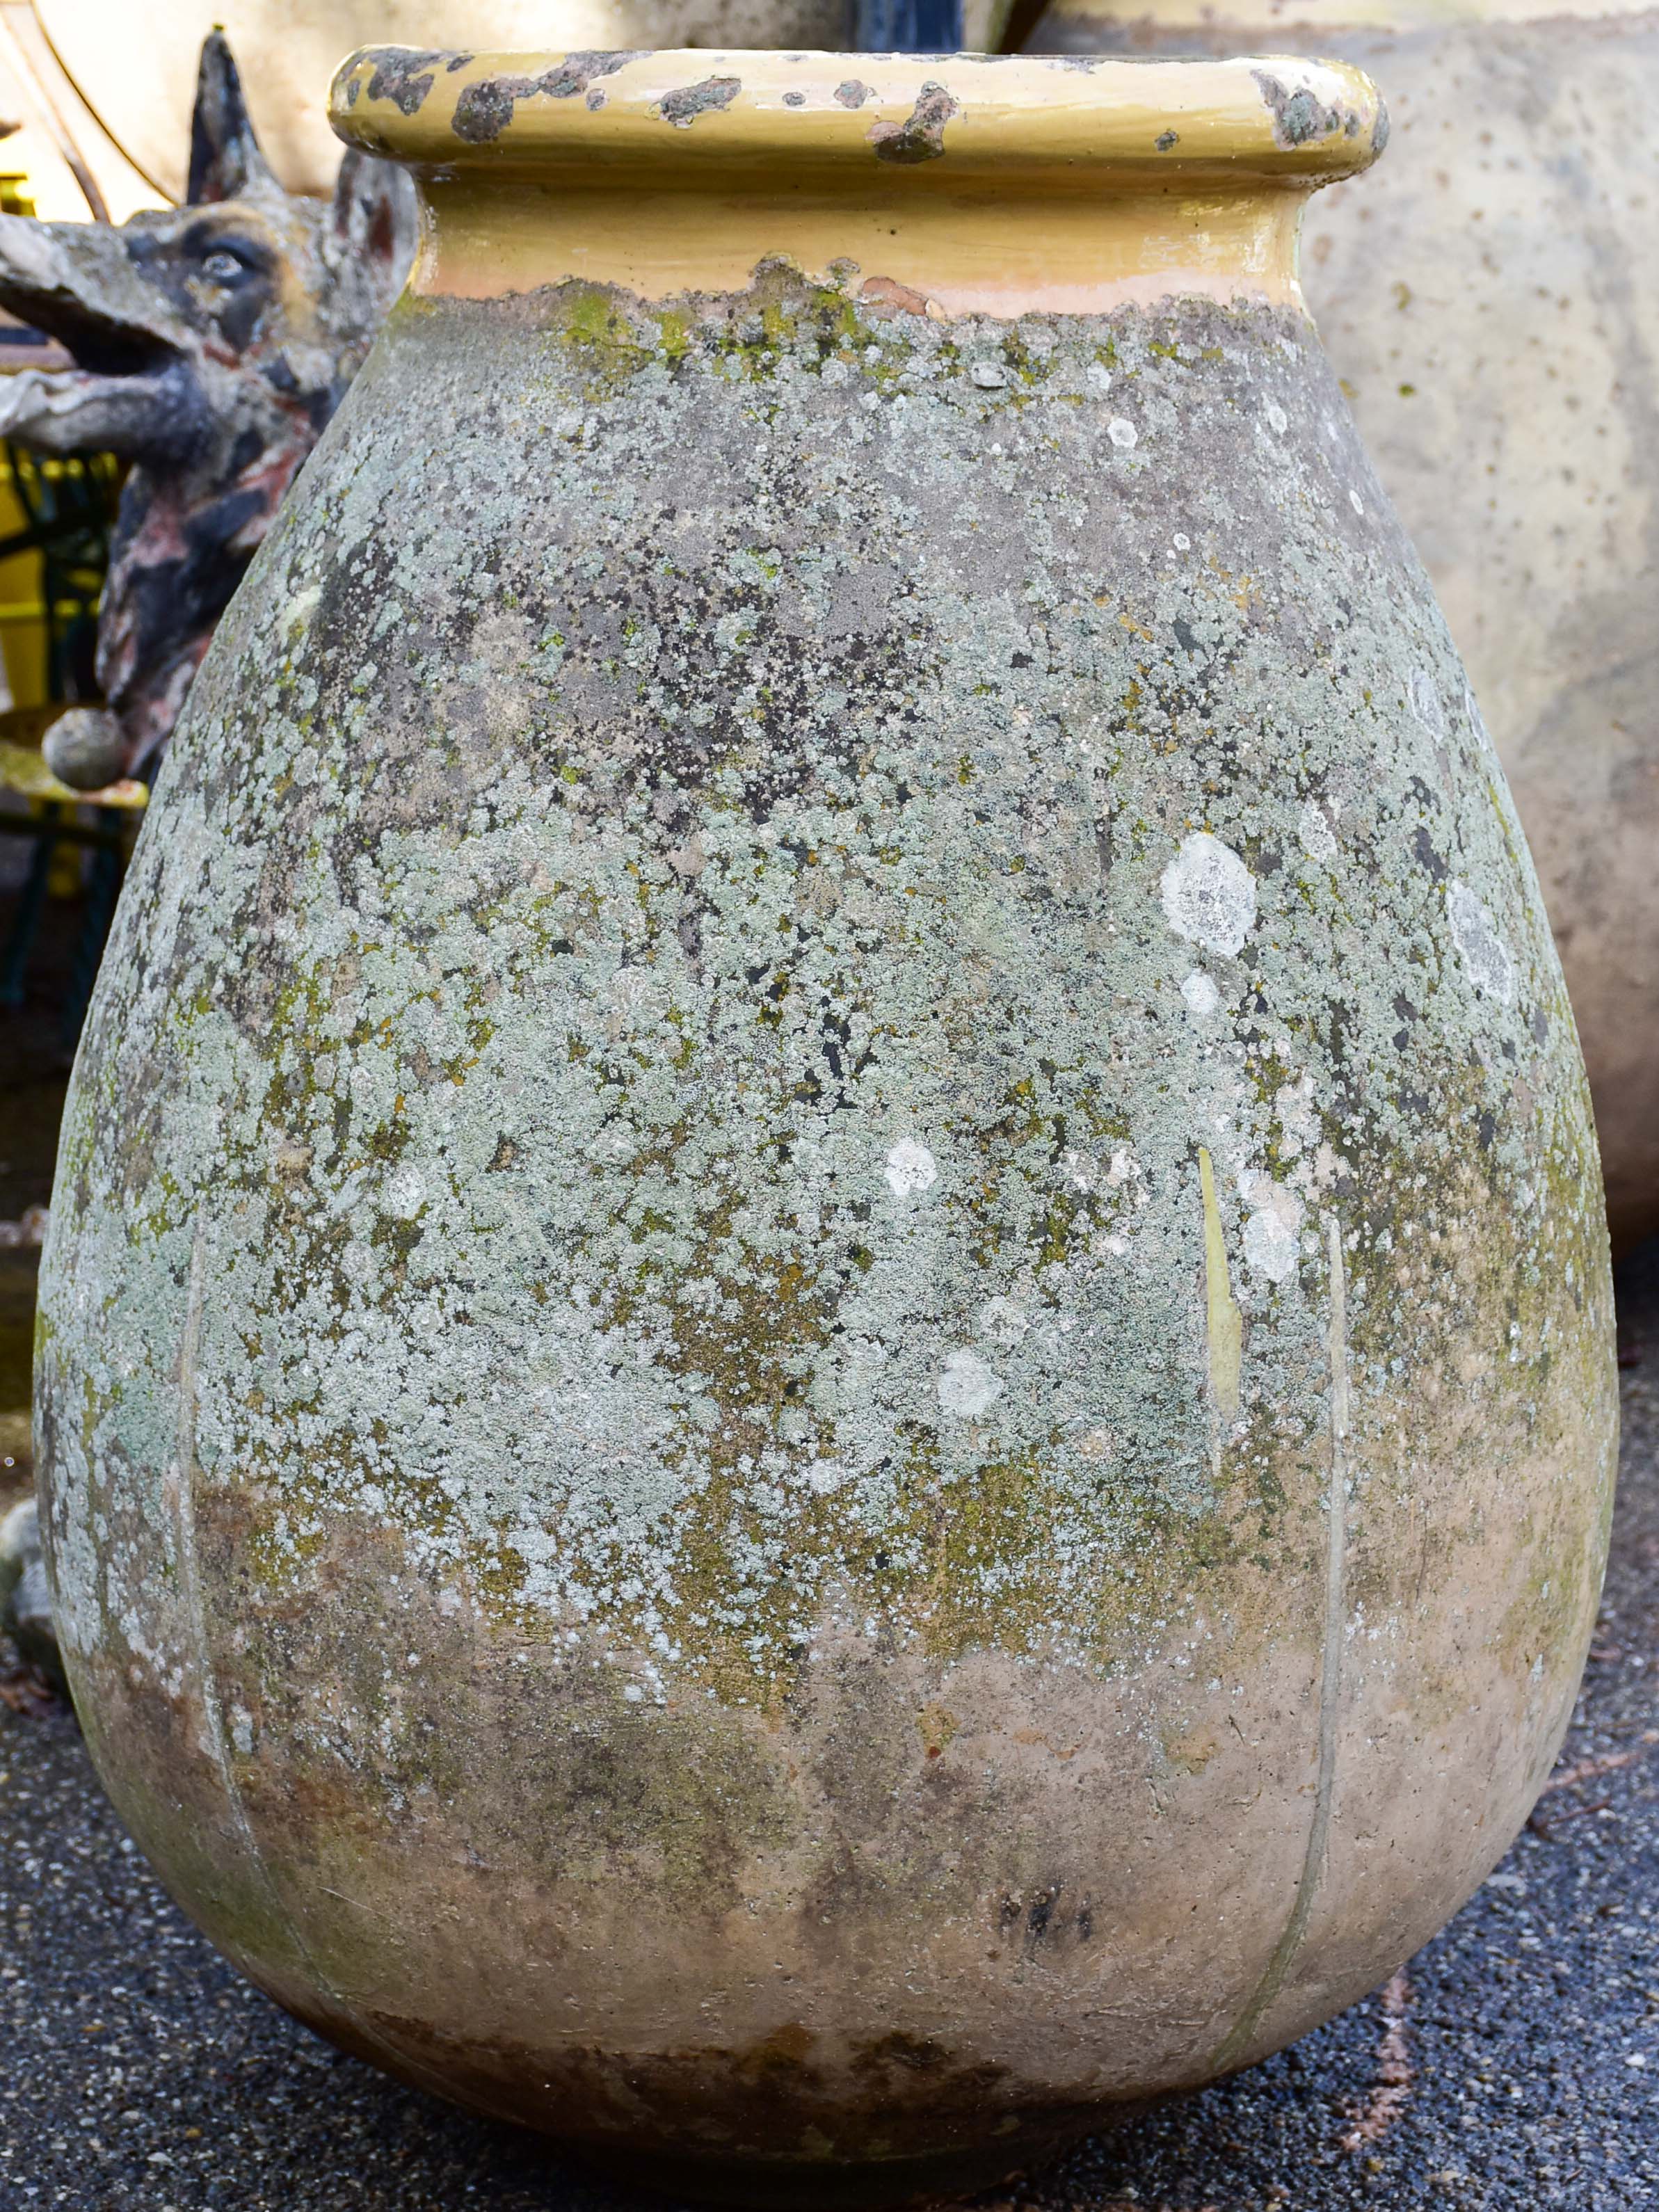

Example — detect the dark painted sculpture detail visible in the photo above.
[0,32,414,789]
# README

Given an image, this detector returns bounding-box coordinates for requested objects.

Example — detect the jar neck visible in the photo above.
[410,176,1313,319]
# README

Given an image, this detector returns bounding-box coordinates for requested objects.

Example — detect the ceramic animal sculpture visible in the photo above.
[0,31,415,789]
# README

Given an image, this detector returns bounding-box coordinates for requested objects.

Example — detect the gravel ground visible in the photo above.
[3,1247,1656,2212]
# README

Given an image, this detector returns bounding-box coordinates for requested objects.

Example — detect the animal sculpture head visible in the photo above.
[0,31,415,787]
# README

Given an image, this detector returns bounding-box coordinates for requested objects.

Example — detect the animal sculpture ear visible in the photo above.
[330,150,419,316]
[186,29,280,205]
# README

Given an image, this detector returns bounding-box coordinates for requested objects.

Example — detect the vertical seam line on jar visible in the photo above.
[1214,1212,1349,2072]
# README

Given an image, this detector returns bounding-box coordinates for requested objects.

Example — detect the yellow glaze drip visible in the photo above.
[1198,1145,1242,1431]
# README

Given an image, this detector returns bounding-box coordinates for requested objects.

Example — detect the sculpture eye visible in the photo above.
[201,248,243,281]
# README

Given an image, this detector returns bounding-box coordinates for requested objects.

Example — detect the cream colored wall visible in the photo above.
[29,3,1020,209]
[0,3,163,219]
[31,2,890,205]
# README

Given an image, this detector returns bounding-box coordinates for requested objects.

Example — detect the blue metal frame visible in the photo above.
[852,0,964,51]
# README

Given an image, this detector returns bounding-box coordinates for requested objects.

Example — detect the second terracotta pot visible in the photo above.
[1034,0,1659,1251]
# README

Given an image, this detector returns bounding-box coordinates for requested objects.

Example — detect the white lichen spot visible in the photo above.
[1239,1171,1306,1285]
[1105,1147,1139,1188]
[971,360,1008,389]
[1409,668,1445,737]
[1061,1146,1098,1192]
[1265,402,1288,435]
[712,609,757,652]
[1181,971,1221,1017]
[1463,680,1493,752]
[623,1684,644,1703]
[229,1706,255,1756]
[606,966,661,1032]
[280,583,321,637]
[1076,1427,1115,1460]
[1297,797,1338,863]
[1107,417,1138,450]
[1087,362,1112,392]
[384,1164,426,1219]
[938,1349,1004,1419]
[1161,833,1257,958]
[1349,488,1365,516]
[1448,879,1516,1004]
[806,1458,847,1496]
[1172,531,1191,551]
[1274,1075,1317,1157]
[885,1137,938,1197]
[977,1296,1029,1347]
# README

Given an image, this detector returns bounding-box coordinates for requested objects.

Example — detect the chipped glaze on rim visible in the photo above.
[331,48,1384,182]
[328,48,1388,318]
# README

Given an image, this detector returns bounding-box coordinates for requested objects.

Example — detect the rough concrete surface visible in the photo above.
[1,1237,1653,2207]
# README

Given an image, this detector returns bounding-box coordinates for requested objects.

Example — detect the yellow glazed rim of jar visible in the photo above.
[328,47,1387,193]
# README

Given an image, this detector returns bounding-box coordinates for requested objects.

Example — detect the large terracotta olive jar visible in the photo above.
[1032,0,1659,1253]
[35,49,1616,2209]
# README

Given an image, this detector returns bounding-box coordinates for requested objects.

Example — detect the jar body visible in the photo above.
[1036,0,1659,1251]
[36,268,1616,2204]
